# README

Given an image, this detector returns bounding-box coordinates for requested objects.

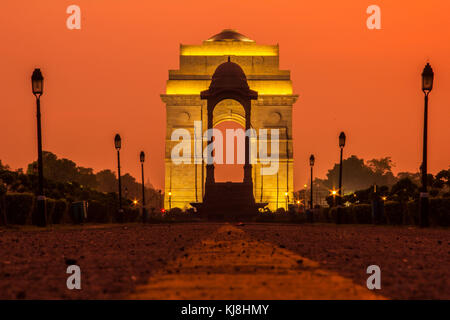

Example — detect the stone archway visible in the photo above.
[161,30,298,212]
[212,100,247,183]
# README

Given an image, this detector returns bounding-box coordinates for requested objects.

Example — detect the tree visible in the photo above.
[390,178,419,201]
[27,151,78,183]
[318,155,396,193]
[77,167,97,189]
[0,160,10,171]
[397,172,421,186]
[95,169,117,193]
[434,169,450,189]
[27,151,97,189]
[367,157,394,175]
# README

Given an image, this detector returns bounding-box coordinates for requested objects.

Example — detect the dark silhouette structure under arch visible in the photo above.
[192,58,262,219]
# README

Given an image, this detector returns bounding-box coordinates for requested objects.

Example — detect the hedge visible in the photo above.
[384,201,403,225]
[86,200,110,223]
[406,198,450,227]
[52,199,68,224]
[317,207,330,223]
[406,200,419,225]
[5,193,34,225]
[44,199,56,225]
[430,198,450,226]
[123,207,140,223]
[351,204,372,224]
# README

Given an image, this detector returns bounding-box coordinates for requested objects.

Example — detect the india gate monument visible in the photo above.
[161,29,298,218]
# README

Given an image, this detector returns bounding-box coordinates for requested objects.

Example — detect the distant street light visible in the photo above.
[115,134,124,222]
[338,132,346,203]
[31,68,46,227]
[420,63,434,227]
[168,191,172,210]
[140,151,147,223]
[284,191,289,210]
[337,132,346,224]
[330,189,338,207]
[309,155,315,210]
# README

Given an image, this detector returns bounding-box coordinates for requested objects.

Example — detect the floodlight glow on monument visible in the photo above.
[162,30,298,211]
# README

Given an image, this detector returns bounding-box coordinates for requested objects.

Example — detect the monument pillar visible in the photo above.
[243,102,252,184]
[205,101,215,186]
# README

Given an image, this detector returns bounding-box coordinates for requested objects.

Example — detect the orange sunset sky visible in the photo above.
[1,0,449,190]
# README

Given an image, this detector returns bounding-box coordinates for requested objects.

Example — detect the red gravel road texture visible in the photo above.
[0,222,449,299]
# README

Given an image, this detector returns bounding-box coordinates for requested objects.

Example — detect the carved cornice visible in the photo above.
[254,95,299,106]
[161,94,299,106]
[160,94,202,106]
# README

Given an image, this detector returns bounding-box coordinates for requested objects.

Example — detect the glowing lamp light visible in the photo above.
[381,196,387,201]
[304,184,307,188]
[296,200,300,204]
[114,134,121,150]
[284,192,288,196]
[422,63,434,93]
[331,189,338,196]
[168,192,172,196]
[339,132,346,148]
[133,199,138,205]
[31,68,44,96]
[309,154,315,166]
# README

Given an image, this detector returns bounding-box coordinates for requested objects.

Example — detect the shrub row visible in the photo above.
[316,198,449,227]
[5,192,34,225]
[1,193,144,225]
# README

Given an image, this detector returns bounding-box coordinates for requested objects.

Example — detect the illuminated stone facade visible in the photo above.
[162,30,298,211]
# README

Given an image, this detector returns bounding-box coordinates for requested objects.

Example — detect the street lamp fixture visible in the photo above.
[32,69,43,96]
[114,134,123,222]
[339,132,346,148]
[140,151,147,223]
[420,63,434,227]
[31,68,46,227]
[422,63,434,93]
[309,154,315,210]
[338,131,346,202]
[284,192,289,210]
[114,134,121,150]
[336,132,346,224]
[330,188,338,208]
[168,191,172,210]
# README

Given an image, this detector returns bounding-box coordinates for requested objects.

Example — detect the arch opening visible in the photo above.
[211,99,247,182]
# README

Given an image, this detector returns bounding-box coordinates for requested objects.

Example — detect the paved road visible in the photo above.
[1,222,448,299]
[131,224,384,299]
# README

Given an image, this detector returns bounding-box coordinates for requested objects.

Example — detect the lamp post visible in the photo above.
[309,155,315,210]
[284,192,289,210]
[336,132,346,224]
[420,63,434,227]
[140,151,147,223]
[168,191,172,210]
[31,68,46,227]
[338,132,346,204]
[114,134,124,222]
